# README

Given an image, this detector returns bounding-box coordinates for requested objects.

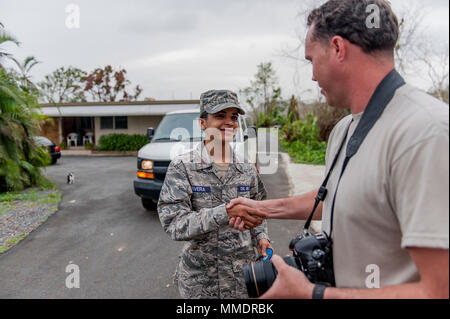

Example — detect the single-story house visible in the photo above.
[38,100,200,147]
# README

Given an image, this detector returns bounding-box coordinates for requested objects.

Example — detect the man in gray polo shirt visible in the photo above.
[228,0,448,298]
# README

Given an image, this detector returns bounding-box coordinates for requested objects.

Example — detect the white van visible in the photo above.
[133,109,257,211]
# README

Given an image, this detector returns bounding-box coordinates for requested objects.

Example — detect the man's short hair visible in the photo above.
[307,0,399,55]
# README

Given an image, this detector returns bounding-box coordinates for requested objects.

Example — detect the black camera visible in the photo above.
[243,231,335,298]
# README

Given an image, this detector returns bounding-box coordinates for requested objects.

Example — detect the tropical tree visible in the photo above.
[11,55,40,93]
[287,95,300,122]
[38,66,87,103]
[0,22,20,69]
[240,62,286,127]
[0,67,50,193]
[82,65,143,102]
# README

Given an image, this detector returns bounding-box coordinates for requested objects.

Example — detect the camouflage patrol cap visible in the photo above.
[200,90,245,116]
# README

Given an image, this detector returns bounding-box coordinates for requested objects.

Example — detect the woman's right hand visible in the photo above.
[227,198,266,231]
[226,204,267,229]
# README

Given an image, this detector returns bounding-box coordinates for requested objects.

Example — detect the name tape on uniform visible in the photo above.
[192,186,211,193]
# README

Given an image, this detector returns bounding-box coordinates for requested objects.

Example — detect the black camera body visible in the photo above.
[243,231,335,298]
[289,231,335,287]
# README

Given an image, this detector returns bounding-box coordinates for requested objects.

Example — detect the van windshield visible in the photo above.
[152,113,202,142]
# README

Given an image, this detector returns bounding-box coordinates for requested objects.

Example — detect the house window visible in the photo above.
[115,116,128,129]
[100,116,128,130]
[80,117,93,129]
[100,117,113,129]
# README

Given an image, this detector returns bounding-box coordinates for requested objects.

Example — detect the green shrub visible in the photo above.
[298,101,349,142]
[256,110,287,128]
[280,114,328,165]
[98,133,148,151]
[84,142,94,150]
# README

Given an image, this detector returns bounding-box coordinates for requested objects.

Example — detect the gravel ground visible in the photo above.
[0,188,61,253]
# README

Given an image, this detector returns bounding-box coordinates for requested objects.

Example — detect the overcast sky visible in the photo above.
[1,0,449,104]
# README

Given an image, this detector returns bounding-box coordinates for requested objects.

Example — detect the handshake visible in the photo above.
[225,198,267,230]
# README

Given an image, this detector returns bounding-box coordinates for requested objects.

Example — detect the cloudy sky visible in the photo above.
[1,0,449,104]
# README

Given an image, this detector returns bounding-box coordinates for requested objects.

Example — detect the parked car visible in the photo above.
[34,136,61,165]
[133,109,257,211]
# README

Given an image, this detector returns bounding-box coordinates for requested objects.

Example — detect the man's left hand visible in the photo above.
[259,254,315,299]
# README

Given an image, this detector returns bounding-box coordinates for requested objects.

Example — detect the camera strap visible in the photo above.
[303,123,351,231]
[303,69,406,237]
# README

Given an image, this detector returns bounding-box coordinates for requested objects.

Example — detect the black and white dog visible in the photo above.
[67,172,75,184]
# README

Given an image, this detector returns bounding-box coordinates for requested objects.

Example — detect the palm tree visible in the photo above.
[0,64,50,192]
[0,22,20,69]
[11,55,40,92]
[0,23,49,192]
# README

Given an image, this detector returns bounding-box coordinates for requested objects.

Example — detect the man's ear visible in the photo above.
[330,35,347,62]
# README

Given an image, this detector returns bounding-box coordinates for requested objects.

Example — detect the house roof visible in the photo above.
[167,108,201,115]
[39,100,200,117]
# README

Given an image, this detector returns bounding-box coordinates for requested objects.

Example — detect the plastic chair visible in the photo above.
[83,132,94,145]
[67,133,78,147]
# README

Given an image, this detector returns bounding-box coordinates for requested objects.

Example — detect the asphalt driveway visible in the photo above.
[0,155,304,298]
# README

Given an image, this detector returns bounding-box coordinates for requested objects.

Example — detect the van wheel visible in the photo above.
[141,198,157,211]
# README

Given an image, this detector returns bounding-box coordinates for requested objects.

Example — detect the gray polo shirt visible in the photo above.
[322,84,449,288]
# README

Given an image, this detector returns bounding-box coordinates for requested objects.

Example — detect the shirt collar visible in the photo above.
[192,141,243,173]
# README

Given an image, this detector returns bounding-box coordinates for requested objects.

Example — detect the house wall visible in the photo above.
[94,115,164,145]
[38,117,60,144]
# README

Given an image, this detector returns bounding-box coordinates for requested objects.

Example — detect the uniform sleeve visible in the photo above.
[250,168,270,242]
[157,161,229,241]
[390,134,449,249]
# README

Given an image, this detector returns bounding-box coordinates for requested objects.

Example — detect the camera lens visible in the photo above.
[243,257,299,298]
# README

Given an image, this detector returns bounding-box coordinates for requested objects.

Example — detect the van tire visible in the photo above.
[141,198,158,211]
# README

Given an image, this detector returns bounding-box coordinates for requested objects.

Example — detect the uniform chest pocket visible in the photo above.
[191,185,213,208]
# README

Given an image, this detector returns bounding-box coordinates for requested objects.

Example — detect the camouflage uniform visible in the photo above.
[157,142,269,299]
